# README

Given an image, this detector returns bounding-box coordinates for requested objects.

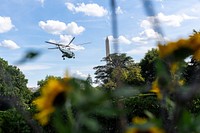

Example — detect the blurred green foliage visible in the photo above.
[1,31,200,133]
[0,109,31,133]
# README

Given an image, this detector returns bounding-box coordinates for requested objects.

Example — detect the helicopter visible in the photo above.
[45,37,89,60]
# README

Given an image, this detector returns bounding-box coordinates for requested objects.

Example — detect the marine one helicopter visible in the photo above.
[45,37,89,60]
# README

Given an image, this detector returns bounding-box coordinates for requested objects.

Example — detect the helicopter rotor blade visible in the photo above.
[48,47,58,49]
[69,47,75,50]
[76,42,91,46]
[45,41,59,45]
[45,41,65,47]
[67,37,75,46]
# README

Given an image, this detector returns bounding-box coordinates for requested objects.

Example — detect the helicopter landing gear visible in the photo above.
[62,55,65,60]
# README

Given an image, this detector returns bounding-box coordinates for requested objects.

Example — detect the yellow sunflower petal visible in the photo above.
[150,80,162,99]
[32,78,71,125]
[149,127,165,133]
[158,34,200,60]
[34,107,55,125]
[132,117,147,125]
[125,128,139,133]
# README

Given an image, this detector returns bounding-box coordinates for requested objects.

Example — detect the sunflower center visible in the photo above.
[53,92,66,107]
[136,131,151,133]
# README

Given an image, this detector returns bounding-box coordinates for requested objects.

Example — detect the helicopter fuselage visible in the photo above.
[45,37,84,60]
[59,46,75,59]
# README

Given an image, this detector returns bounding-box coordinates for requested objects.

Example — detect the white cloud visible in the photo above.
[161,4,164,9]
[69,44,85,51]
[140,29,161,40]
[65,2,74,11]
[132,28,167,44]
[39,20,67,35]
[59,34,73,44]
[71,70,88,79]
[132,12,196,44]
[65,22,85,35]
[0,16,14,33]
[0,40,20,49]
[140,13,197,30]
[131,37,148,44]
[157,13,197,27]
[108,35,131,45]
[126,46,155,56]
[189,4,200,14]
[116,6,123,15]
[59,35,85,51]
[118,36,131,44]
[39,20,85,35]
[140,19,152,29]
[37,0,45,6]
[155,0,164,8]
[145,12,198,27]
[65,2,108,17]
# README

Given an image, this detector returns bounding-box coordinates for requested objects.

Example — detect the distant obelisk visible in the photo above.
[105,37,110,57]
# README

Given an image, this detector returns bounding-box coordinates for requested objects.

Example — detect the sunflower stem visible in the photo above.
[67,104,75,126]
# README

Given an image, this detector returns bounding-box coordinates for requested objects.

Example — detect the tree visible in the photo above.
[31,75,62,100]
[0,57,32,105]
[183,58,200,84]
[139,48,159,84]
[93,53,133,84]
[0,57,34,132]
[86,74,93,85]
[184,30,200,85]
[93,53,144,88]
[125,64,145,86]
[37,75,62,88]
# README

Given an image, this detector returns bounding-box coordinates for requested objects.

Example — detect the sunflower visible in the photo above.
[125,117,165,133]
[132,117,147,125]
[150,79,162,99]
[158,34,200,61]
[33,77,72,125]
[125,126,165,133]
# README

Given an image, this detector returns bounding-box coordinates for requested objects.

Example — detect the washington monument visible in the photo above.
[105,37,110,57]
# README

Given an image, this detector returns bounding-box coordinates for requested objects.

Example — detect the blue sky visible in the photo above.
[1,0,200,87]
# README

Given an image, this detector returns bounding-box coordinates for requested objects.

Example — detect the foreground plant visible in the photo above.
[152,33,200,133]
[125,117,165,133]
[33,77,72,125]
[31,33,200,133]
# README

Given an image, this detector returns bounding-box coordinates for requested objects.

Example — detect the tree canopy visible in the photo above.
[139,48,159,84]
[93,53,144,89]
[0,57,34,132]
[0,58,31,105]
